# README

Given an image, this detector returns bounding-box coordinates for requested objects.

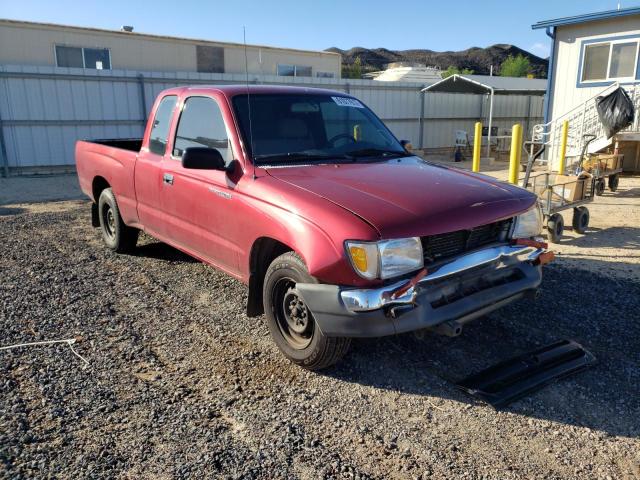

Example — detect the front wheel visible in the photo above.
[608,174,620,192]
[263,252,350,370]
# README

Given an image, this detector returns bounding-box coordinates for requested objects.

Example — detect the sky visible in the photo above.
[1,0,637,57]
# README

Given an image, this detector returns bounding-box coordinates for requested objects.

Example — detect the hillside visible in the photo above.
[325,44,548,78]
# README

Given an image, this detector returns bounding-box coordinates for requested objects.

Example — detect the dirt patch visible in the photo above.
[1,187,639,478]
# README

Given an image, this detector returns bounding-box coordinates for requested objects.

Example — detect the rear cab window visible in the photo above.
[172,96,234,165]
[148,95,177,155]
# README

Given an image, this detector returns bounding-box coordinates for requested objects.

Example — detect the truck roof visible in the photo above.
[159,84,354,99]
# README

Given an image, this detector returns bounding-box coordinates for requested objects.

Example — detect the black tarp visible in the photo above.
[596,87,635,139]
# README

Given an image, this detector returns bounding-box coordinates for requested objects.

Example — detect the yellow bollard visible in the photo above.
[558,120,569,174]
[509,124,523,184]
[472,122,482,172]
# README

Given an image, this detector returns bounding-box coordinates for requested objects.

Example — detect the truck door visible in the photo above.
[158,94,241,273]
[134,94,178,237]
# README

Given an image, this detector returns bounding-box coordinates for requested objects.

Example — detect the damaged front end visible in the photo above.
[297,242,551,338]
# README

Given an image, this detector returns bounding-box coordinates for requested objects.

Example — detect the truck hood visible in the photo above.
[265,156,536,238]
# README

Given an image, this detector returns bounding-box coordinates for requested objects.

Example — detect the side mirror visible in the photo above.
[182,147,226,171]
[400,140,413,152]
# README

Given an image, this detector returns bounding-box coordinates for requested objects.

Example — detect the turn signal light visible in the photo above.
[349,246,368,272]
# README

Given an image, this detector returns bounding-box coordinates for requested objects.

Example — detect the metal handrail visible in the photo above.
[531,82,640,168]
[535,82,620,131]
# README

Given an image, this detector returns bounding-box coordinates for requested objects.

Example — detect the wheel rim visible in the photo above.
[102,204,116,239]
[272,277,314,350]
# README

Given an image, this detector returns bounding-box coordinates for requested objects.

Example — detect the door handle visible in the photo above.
[163,173,174,185]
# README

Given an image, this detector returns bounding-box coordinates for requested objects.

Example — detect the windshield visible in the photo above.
[232,94,407,164]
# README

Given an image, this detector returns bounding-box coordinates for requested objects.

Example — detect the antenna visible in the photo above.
[243,26,256,180]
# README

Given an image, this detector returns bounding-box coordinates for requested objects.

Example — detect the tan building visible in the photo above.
[0,19,341,78]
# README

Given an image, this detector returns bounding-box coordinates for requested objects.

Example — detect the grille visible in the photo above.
[430,269,524,309]
[421,219,512,264]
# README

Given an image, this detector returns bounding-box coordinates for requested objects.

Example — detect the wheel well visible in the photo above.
[246,237,293,317]
[92,176,110,203]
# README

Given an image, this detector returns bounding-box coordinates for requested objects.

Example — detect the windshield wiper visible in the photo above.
[254,152,347,164]
[343,148,408,159]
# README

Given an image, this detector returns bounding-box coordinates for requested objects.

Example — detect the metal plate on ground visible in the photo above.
[456,339,597,408]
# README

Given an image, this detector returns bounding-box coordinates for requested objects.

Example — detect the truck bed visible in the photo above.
[75,138,141,226]
[91,138,143,152]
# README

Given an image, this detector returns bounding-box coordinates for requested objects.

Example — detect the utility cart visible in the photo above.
[521,141,596,243]
[578,152,624,195]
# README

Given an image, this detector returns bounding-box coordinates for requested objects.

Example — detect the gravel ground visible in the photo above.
[1,178,639,479]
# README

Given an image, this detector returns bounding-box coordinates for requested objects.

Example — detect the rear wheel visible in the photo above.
[263,252,350,370]
[608,174,620,192]
[595,178,606,196]
[572,206,589,234]
[547,213,564,243]
[98,188,138,253]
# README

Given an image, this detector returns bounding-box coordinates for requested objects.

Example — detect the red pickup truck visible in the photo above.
[76,85,550,370]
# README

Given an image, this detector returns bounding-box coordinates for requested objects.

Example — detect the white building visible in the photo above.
[364,64,443,83]
[533,7,640,171]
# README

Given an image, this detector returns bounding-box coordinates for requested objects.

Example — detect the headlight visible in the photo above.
[512,204,543,239]
[346,237,424,280]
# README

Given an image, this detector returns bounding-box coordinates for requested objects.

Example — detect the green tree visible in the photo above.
[441,65,474,78]
[343,56,363,79]
[499,54,532,77]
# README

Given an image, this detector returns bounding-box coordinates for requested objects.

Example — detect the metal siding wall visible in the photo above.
[0,65,543,169]
[419,93,544,148]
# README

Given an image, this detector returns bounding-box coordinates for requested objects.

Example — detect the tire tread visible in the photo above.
[98,188,138,253]
[263,252,350,370]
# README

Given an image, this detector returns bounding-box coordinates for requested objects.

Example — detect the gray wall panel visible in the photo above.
[0,65,544,170]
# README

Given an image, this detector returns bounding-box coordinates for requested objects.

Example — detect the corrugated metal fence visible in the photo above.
[0,65,544,175]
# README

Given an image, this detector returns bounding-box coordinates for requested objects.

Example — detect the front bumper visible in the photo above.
[297,244,546,338]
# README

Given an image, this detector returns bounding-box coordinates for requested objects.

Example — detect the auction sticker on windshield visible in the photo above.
[332,97,364,108]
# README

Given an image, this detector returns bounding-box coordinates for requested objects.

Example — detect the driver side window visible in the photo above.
[173,96,233,165]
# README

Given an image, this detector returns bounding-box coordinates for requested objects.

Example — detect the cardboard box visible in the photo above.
[582,154,623,173]
[529,172,591,203]
[550,173,591,202]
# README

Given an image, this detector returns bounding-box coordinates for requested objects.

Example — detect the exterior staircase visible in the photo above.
[532,82,640,171]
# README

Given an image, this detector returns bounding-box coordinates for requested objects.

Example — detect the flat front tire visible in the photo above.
[263,252,350,370]
[98,188,138,253]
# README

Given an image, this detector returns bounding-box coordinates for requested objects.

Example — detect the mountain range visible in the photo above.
[325,44,548,78]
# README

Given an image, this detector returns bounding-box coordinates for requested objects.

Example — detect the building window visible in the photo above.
[295,65,312,77]
[277,64,295,76]
[55,45,111,69]
[581,39,638,82]
[277,64,312,77]
[316,71,335,78]
[196,45,224,73]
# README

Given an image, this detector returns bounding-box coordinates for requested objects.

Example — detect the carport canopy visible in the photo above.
[421,74,547,156]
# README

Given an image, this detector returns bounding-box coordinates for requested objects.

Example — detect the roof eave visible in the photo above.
[532,7,640,30]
